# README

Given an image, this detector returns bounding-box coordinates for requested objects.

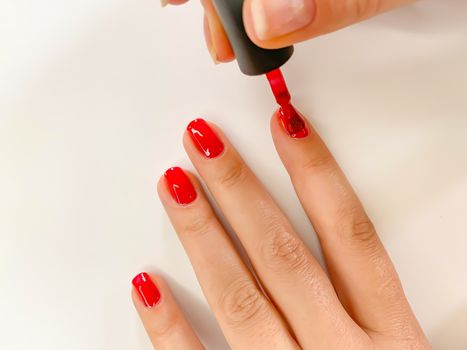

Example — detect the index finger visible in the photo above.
[270,108,429,344]
[161,0,190,7]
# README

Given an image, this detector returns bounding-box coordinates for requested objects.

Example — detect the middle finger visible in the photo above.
[184,118,366,348]
[158,168,296,349]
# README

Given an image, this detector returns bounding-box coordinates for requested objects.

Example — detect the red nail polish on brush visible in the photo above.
[132,272,161,308]
[186,1,304,139]
[164,167,197,205]
[266,68,291,106]
[187,119,225,159]
[200,1,306,139]
[266,68,308,139]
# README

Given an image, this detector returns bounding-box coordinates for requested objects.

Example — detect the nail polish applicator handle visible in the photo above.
[211,0,294,76]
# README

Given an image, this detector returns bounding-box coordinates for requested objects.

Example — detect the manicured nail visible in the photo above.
[187,119,225,159]
[160,0,169,7]
[132,272,161,308]
[278,104,309,138]
[250,0,316,40]
[164,167,197,205]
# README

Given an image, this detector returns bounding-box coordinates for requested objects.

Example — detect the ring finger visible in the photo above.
[158,167,298,349]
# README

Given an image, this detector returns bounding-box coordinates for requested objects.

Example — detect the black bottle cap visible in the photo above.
[211,0,294,76]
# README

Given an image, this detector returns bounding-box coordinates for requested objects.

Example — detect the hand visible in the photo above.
[162,0,415,63]
[131,111,431,349]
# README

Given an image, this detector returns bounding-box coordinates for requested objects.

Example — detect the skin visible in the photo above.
[165,0,416,62]
[132,1,427,347]
[132,111,432,349]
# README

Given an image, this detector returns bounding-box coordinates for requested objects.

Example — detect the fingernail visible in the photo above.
[164,167,197,205]
[160,0,169,7]
[187,119,225,159]
[132,272,161,308]
[208,44,220,64]
[204,15,220,64]
[278,104,309,138]
[250,0,316,40]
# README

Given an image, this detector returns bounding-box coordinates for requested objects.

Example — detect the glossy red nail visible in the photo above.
[278,103,309,138]
[187,119,225,159]
[132,272,161,308]
[164,167,197,205]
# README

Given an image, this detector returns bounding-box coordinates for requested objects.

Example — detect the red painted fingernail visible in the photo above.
[132,272,161,308]
[164,167,197,205]
[278,104,309,138]
[187,119,225,159]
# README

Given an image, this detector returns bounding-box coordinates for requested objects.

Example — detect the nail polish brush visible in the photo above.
[211,0,306,137]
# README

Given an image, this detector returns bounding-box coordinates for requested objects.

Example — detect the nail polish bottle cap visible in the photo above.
[212,0,294,76]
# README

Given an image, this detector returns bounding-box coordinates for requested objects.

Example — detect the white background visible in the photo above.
[1,0,467,349]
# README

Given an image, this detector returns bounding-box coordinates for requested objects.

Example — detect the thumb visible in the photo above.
[243,0,415,48]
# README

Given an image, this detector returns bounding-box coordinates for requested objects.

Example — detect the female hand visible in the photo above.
[131,110,431,349]
[161,0,415,63]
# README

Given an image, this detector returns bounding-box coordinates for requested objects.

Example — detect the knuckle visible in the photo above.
[351,218,378,246]
[181,210,214,237]
[377,274,404,300]
[337,208,380,254]
[348,0,382,20]
[216,158,248,188]
[262,229,311,275]
[148,310,180,341]
[218,279,269,328]
[300,152,335,175]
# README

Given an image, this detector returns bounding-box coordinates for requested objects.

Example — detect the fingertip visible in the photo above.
[244,0,414,48]
[203,0,235,63]
[131,272,163,310]
[242,0,299,49]
[159,167,200,206]
[131,272,204,349]
[270,104,311,140]
[184,118,227,161]
[204,14,220,64]
[166,0,190,6]
[270,108,283,140]
[157,174,168,201]
[182,126,193,151]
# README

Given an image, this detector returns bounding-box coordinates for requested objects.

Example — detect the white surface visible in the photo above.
[1,0,467,349]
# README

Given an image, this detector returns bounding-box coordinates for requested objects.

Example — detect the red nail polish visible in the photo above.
[132,272,161,308]
[279,104,309,139]
[187,119,224,159]
[266,68,291,106]
[164,167,197,205]
[266,68,308,139]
